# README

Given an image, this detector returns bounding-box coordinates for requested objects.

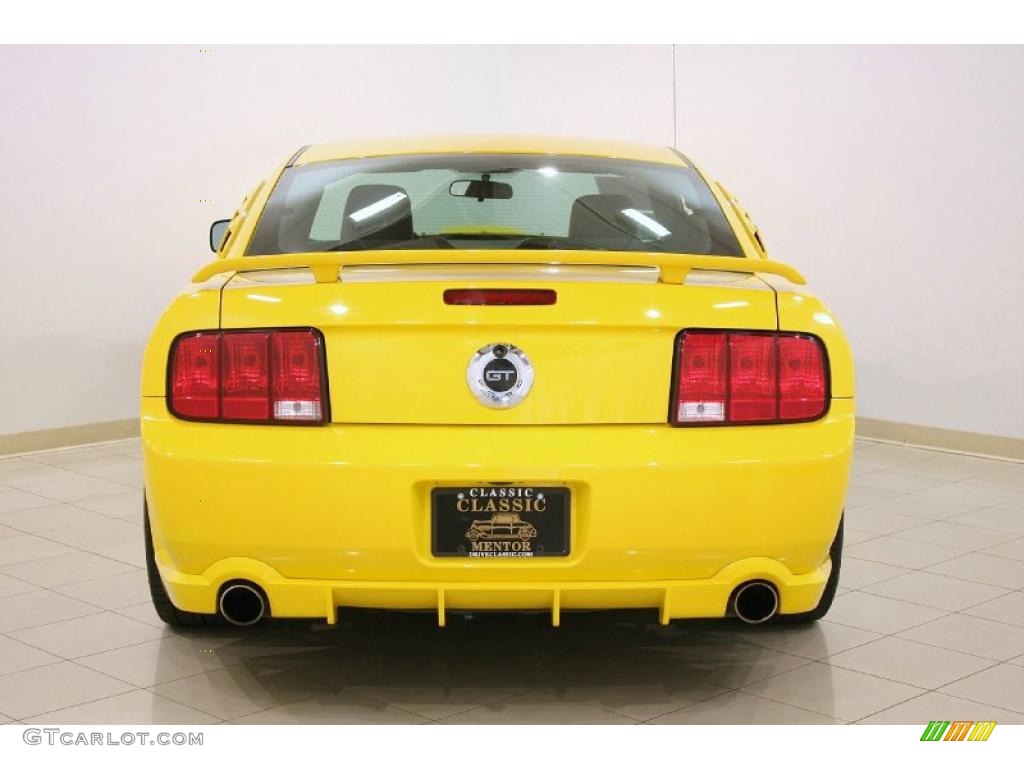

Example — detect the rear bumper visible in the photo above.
[142,397,853,621]
[158,555,832,626]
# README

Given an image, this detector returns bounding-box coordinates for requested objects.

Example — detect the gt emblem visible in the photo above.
[467,343,534,409]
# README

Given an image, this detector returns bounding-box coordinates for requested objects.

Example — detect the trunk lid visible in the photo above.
[219,264,777,425]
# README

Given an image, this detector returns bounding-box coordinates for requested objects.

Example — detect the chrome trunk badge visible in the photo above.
[466,343,534,409]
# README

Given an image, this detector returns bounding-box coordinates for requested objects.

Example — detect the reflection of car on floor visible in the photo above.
[142,134,852,630]
[466,513,538,541]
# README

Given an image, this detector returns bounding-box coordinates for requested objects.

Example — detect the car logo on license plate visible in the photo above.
[467,343,534,408]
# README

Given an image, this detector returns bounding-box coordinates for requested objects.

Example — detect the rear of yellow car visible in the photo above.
[141,138,853,628]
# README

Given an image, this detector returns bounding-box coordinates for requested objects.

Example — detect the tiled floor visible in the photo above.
[0,438,1023,724]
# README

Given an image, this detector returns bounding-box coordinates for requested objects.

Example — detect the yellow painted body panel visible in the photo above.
[141,137,855,624]
[144,397,852,621]
[215,274,779,424]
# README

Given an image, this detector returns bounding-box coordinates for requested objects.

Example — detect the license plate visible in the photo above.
[431,486,570,558]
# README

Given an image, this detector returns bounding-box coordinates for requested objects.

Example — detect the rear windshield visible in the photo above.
[247,154,742,257]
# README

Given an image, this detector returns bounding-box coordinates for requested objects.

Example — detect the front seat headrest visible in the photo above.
[340,184,414,244]
[568,194,638,248]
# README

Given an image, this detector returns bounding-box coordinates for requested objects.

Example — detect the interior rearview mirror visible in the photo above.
[209,219,230,252]
[449,179,513,201]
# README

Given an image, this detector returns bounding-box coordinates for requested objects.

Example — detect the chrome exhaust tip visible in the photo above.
[218,582,266,627]
[731,581,779,625]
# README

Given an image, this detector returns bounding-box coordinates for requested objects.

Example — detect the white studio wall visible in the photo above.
[0,45,1021,446]
[673,45,1024,441]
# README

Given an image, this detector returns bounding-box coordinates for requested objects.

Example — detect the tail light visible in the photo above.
[169,329,327,424]
[672,330,827,425]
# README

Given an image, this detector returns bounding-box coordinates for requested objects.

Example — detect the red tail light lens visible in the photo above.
[675,332,727,422]
[169,328,327,424]
[778,335,827,420]
[673,330,827,425]
[169,333,220,420]
[221,332,271,421]
[270,330,324,421]
[729,334,777,422]
[444,289,557,306]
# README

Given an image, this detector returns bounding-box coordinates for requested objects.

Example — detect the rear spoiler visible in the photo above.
[191,251,806,286]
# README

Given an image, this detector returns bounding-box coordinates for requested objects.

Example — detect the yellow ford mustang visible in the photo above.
[142,135,853,629]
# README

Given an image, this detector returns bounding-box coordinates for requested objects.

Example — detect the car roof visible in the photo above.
[295,135,689,168]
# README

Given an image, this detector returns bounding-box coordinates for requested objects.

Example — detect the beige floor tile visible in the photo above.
[976,465,1024,488]
[0,589,101,633]
[91,541,146,568]
[892,521,1018,551]
[0,533,75,565]
[95,467,144,489]
[860,570,1007,610]
[0,458,57,483]
[963,592,1024,627]
[899,613,1024,661]
[826,636,995,689]
[73,491,142,519]
[951,506,1024,535]
[21,474,132,503]
[230,691,429,724]
[0,488,56,514]
[29,447,124,469]
[852,471,947,495]
[852,443,936,469]
[741,661,924,722]
[839,557,908,590]
[10,611,165,658]
[0,661,133,719]
[77,635,238,686]
[858,690,1024,724]
[844,507,927,535]
[939,663,1024,714]
[43,519,142,552]
[841,528,880,545]
[0,573,38,597]
[918,481,1022,508]
[0,635,61,676]
[546,678,728,722]
[343,684,530,720]
[23,689,217,725]
[0,503,112,534]
[982,538,1024,561]
[70,458,141,479]
[150,664,333,720]
[925,552,1024,589]
[844,536,964,568]
[648,690,839,724]
[1,550,137,588]
[55,570,148,610]
[844,484,901,508]
[115,601,166,628]
[0,464,82,489]
[898,454,1009,481]
[440,690,637,724]
[826,592,946,634]
[862,493,988,520]
[642,640,810,688]
[724,621,882,661]
[102,439,141,458]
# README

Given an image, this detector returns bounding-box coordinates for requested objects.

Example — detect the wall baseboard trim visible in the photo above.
[1,416,1020,462]
[0,419,140,457]
[856,417,1024,462]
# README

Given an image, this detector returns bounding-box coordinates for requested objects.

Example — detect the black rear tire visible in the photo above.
[777,515,843,624]
[145,500,223,629]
